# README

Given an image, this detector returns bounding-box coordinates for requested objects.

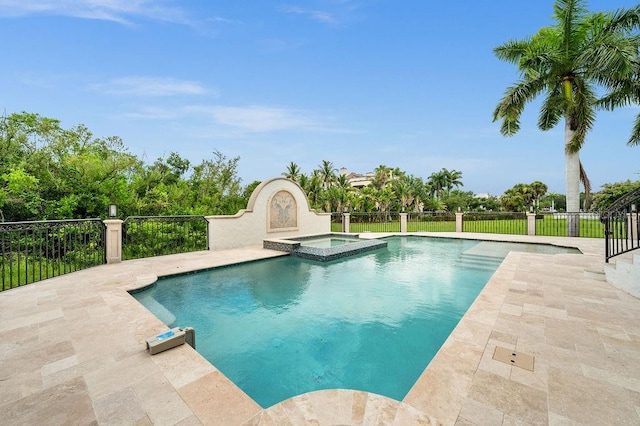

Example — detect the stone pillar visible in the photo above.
[400,213,408,233]
[527,212,537,236]
[343,213,350,233]
[455,212,463,233]
[104,219,123,264]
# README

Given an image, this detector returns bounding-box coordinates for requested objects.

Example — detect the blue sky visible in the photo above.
[1,0,639,196]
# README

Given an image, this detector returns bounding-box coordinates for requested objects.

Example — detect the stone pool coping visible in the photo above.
[1,233,639,424]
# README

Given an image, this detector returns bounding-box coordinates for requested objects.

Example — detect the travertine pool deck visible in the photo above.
[1,233,639,425]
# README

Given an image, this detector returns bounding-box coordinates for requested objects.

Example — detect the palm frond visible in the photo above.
[607,4,640,32]
[596,77,640,110]
[628,113,640,146]
[493,39,531,64]
[579,160,592,209]
[493,77,547,136]
[579,31,640,80]
[565,78,597,152]
[554,0,588,60]
[538,87,564,130]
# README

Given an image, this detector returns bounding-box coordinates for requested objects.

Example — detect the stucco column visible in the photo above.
[527,212,537,236]
[343,213,350,233]
[455,212,463,233]
[104,219,123,264]
[400,213,408,233]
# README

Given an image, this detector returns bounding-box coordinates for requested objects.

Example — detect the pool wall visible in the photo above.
[207,178,331,250]
[264,233,387,262]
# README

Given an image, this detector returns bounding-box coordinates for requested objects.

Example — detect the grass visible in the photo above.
[463,219,527,235]
[1,256,99,291]
[536,217,604,238]
[333,216,606,238]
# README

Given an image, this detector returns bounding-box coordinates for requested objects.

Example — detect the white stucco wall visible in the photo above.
[206,178,331,250]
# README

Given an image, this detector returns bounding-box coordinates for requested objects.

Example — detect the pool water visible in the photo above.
[299,237,359,248]
[132,237,575,408]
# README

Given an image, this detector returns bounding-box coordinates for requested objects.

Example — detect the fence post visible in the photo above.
[343,213,350,233]
[527,212,537,236]
[456,212,463,232]
[400,213,408,233]
[628,213,639,243]
[104,219,123,264]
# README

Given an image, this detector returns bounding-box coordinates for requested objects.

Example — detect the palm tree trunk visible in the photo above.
[565,117,580,237]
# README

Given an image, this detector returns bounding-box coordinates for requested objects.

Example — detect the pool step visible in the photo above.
[454,254,503,272]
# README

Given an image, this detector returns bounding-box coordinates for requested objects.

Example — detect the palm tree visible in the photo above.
[317,160,337,190]
[282,161,301,182]
[305,171,323,210]
[372,164,392,190]
[443,169,463,196]
[392,179,411,212]
[529,181,548,210]
[427,169,447,199]
[493,0,640,236]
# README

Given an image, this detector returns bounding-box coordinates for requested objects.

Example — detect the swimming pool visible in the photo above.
[298,236,359,248]
[132,236,579,408]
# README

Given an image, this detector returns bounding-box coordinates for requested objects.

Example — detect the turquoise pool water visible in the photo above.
[299,237,359,248]
[132,237,577,408]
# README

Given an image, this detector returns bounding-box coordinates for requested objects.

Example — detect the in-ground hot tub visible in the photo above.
[264,233,387,262]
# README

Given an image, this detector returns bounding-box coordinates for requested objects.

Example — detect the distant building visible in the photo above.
[339,167,375,188]
[474,193,492,199]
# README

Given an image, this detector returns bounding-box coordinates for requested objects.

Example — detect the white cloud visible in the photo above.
[208,105,314,132]
[119,103,334,134]
[96,76,211,97]
[0,0,192,25]
[282,5,338,25]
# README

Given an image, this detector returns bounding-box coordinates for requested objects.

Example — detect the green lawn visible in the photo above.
[535,216,604,238]
[1,256,99,291]
[333,215,605,238]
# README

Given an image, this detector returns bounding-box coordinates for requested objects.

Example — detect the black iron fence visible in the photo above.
[348,212,401,233]
[407,212,456,232]
[535,212,604,238]
[1,219,105,291]
[601,188,640,262]
[122,216,209,260]
[330,213,343,232]
[462,212,527,235]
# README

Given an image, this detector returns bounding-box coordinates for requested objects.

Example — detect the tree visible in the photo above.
[317,160,337,190]
[493,0,640,235]
[188,151,243,215]
[282,162,301,182]
[427,169,447,199]
[392,179,411,212]
[443,169,463,196]
[541,192,566,212]
[445,190,475,212]
[428,168,462,199]
[372,164,396,190]
[304,171,323,210]
[501,183,535,211]
[590,180,640,211]
[529,181,548,210]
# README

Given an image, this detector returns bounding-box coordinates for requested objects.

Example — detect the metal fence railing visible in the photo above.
[122,216,209,260]
[348,212,401,233]
[330,212,343,232]
[462,212,527,235]
[407,212,456,232]
[1,219,105,291]
[535,212,604,238]
[601,187,640,262]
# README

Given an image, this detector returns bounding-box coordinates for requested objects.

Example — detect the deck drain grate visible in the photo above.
[492,346,535,371]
